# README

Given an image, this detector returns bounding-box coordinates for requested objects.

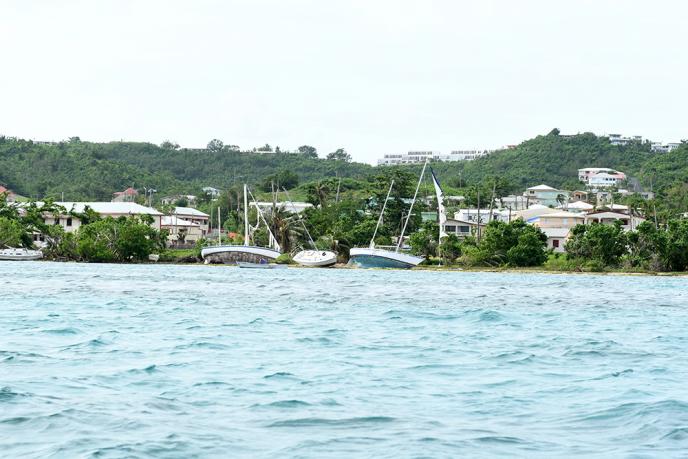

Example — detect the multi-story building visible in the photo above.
[578,168,626,188]
[523,184,569,207]
[650,142,681,153]
[608,134,642,145]
[172,207,210,236]
[377,149,494,166]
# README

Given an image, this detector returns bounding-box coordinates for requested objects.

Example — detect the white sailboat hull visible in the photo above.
[0,248,43,261]
[293,250,337,267]
[201,245,281,264]
[348,248,424,269]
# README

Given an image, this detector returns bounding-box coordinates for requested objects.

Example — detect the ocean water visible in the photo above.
[1,262,688,458]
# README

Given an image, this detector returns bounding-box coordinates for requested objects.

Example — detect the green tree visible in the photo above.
[506,226,548,266]
[438,234,462,263]
[409,221,439,258]
[664,219,688,271]
[207,139,224,152]
[565,221,628,266]
[298,145,318,158]
[0,217,24,247]
[326,148,351,162]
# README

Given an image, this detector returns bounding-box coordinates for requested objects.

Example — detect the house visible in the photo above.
[172,207,210,235]
[453,208,509,224]
[541,227,571,253]
[161,195,197,206]
[560,200,594,213]
[499,194,529,211]
[0,185,17,202]
[523,184,569,207]
[584,211,644,231]
[571,190,589,202]
[651,142,681,153]
[513,204,560,223]
[112,187,139,202]
[531,210,585,252]
[45,202,163,232]
[442,218,484,239]
[202,187,221,199]
[536,211,586,229]
[578,168,626,189]
[251,201,313,214]
[161,216,204,243]
[588,172,626,188]
[608,134,642,146]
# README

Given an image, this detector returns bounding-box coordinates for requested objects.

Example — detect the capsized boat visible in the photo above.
[348,247,423,269]
[293,249,337,267]
[279,188,337,267]
[348,161,429,269]
[0,248,43,261]
[201,184,281,264]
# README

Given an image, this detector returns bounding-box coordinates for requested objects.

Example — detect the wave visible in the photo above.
[268,416,395,428]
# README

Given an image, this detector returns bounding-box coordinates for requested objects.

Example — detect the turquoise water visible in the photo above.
[2,262,688,458]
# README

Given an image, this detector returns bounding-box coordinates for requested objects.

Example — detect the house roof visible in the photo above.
[113,187,138,196]
[0,185,8,194]
[585,211,632,220]
[527,184,558,191]
[564,201,594,210]
[444,218,484,226]
[174,206,209,217]
[56,201,163,216]
[601,204,629,210]
[541,211,585,218]
[541,227,571,238]
[161,216,199,227]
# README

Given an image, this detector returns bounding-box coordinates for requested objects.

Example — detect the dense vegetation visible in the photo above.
[1,131,687,213]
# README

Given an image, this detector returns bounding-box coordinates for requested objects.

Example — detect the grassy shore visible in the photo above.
[154,249,688,276]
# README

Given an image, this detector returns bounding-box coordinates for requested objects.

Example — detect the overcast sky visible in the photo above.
[1,0,686,163]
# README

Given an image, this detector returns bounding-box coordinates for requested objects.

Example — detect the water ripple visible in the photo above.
[1,261,688,457]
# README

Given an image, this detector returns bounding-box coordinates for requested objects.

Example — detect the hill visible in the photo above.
[1,131,685,204]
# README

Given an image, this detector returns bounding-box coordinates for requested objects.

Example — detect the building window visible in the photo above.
[553,239,560,248]
[66,218,73,227]
[458,226,470,233]
[445,225,456,233]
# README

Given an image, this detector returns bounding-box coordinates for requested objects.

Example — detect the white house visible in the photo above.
[523,184,569,207]
[453,208,510,224]
[578,168,626,188]
[161,216,204,243]
[251,201,313,214]
[584,211,644,231]
[172,207,210,235]
[47,202,163,232]
[442,218,484,239]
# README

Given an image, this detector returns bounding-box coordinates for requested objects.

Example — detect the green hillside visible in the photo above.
[1,131,685,205]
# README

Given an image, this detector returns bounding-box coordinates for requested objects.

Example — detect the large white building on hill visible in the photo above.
[377,149,495,165]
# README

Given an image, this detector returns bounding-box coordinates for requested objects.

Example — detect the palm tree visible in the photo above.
[265,206,306,253]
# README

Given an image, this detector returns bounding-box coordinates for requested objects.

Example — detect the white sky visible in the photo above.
[1,0,686,163]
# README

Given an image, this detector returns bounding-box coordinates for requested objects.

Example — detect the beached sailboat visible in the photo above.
[201,184,281,264]
[282,188,337,267]
[348,161,429,269]
[0,248,43,261]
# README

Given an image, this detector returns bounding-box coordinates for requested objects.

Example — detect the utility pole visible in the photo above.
[476,188,481,243]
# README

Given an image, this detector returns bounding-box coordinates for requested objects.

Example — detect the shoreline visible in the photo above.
[22,258,688,277]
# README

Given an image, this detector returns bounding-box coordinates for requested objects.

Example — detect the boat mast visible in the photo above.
[283,187,317,250]
[396,159,428,252]
[243,183,249,246]
[370,179,394,249]
[217,206,221,246]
